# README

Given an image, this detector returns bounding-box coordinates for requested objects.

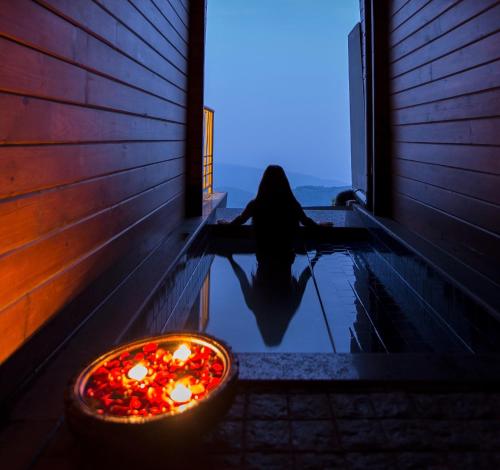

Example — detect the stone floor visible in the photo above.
[23,381,500,469]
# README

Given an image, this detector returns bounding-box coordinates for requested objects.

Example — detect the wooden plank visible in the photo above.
[393,88,500,124]
[0,93,186,144]
[391,0,433,32]
[0,179,183,313]
[38,0,187,83]
[390,0,459,48]
[168,0,189,27]
[391,59,500,108]
[0,162,184,256]
[392,118,500,146]
[391,0,498,60]
[390,0,412,16]
[0,37,186,122]
[176,0,189,12]
[393,175,500,234]
[391,4,500,79]
[152,0,188,42]
[392,141,500,174]
[0,0,186,104]
[392,195,500,283]
[0,36,84,101]
[391,31,500,93]
[393,158,500,204]
[0,195,183,363]
[0,141,184,198]
[129,0,188,57]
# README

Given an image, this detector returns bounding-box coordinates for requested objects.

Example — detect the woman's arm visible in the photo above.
[229,200,254,225]
[297,205,318,227]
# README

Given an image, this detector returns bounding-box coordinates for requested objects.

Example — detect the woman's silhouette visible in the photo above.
[220,165,331,263]
[217,165,330,346]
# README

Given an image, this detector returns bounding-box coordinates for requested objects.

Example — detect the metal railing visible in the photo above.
[203,107,214,195]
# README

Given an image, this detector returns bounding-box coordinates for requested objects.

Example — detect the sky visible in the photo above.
[204,0,360,185]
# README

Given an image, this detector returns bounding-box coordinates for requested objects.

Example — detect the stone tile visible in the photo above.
[225,393,245,420]
[207,453,243,469]
[244,452,294,470]
[32,457,89,470]
[370,392,415,418]
[336,419,386,451]
[412,393,492,419]
[0,420,58,469]
[34,422,82,461]
[203,420,243,452]
[381,420,428,450]
[330,394,375,418]
[395,452,447,470]
[475,420,500,450]
[291,420,339,452]
[247,393,287,419]
[445,452,496,470]
[295,452,347,469]
[425,420,480,451]
[289,394,331,419]
[10,365,70,421]
[410,394,450,418]
[345,452,397,470]
[485,394,500,418]
[245,420,290,451]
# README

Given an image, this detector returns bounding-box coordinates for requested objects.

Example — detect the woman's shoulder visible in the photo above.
[245,199,256,209]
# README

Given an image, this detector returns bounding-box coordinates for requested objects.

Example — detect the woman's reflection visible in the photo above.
[225,252,321,347]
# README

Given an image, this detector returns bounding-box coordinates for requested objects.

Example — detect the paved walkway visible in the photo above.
[28,381,500,469]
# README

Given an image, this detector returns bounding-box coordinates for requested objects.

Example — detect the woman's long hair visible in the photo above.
[254,165,299,209]
[252,165,301,259]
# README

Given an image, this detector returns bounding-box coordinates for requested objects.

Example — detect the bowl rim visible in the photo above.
[70,331,238,424]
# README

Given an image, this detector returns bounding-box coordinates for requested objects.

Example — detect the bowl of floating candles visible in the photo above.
[65,332,238,447]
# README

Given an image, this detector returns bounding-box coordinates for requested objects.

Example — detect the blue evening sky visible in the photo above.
[205,0,360,185]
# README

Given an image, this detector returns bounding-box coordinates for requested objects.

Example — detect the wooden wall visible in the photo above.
[0,0,191,363]
[387,0,500,284]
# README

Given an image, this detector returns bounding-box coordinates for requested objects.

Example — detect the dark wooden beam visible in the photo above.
[184,0,206,217]
[370,0,391,217]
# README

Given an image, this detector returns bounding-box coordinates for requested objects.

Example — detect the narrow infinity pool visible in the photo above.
[180,240,500,354]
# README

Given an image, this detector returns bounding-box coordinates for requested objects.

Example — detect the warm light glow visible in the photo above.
[82,337,228,419]
[172,344,191,362]
[169,383,192,403]
[127,363,148,381]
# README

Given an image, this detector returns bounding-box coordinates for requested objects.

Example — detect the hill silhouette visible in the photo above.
[214,163,350,207]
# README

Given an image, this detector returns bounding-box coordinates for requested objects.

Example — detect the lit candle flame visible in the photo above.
[172,344,191,362]
[127,363,148,381]
[169,383,192,403]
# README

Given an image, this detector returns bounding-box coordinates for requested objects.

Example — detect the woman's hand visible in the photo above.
[319,221,334,227]
[217,219,229,225]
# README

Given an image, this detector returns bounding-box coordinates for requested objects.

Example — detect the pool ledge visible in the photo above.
[237,352,500,385]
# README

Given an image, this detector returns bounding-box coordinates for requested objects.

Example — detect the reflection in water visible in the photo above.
[225,252,320,347]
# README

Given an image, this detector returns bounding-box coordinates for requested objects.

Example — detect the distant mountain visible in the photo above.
[214,163,351,208]
[214,162,348,194]
[293,185,351,207]
[216,186,255,208]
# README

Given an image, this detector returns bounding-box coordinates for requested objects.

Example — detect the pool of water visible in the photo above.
[181,240,500,354]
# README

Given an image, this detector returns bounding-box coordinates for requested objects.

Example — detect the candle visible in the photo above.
[172,344,191,362]
[169,383,192,403]
[127,363,148,381]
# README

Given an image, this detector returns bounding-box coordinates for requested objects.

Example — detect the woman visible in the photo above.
[219,165,331,263]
